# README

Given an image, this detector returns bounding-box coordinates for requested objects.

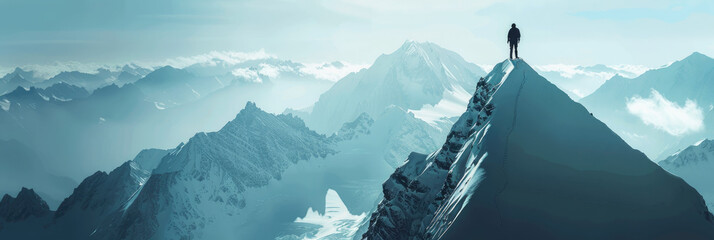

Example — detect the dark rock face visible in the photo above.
[0,188,50,222]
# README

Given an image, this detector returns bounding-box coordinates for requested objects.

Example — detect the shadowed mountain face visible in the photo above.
[581,52,714,161]
[364,59,714,240]
[0,159,154,239]
[0,188,50,223]
[0,140,76,209]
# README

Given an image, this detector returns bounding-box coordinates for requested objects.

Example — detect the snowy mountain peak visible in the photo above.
[399,40,440,58]
[304,42,486,134]
[659,139,714,210]
[96,102,334,239]
[581,51,714,160]
[661,139,714,168]
[152,101,328,177]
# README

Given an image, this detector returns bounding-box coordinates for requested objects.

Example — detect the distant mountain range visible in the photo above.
[0,56,354,204]
[1,44,713,239]
[0,42,490,239]
[581,52,714,160]
[534,63,647,100]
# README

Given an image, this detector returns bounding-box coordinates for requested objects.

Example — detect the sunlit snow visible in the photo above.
[409,84,471,125]
[293,189,366,240]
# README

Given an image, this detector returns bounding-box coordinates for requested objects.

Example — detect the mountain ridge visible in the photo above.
[364,59,714,239]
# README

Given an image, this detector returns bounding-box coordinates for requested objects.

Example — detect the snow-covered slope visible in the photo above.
[0,101,437,240]
[301,41,486,134]
[364,59,714,240]
[92,102,334,239]
[289,189,367,240]
[131,148,170,172]
[581,52,714,160]
[660,139,714,209]
[332,107,444,168]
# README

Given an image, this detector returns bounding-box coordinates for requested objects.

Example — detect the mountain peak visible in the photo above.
[679,52,714,65]
[0,187,50,222]
[16,187,37,198]
[364,57,714,239]
[154,65,179,72]
[688,51,709,58]
[397,40,443,57]
[243,101,259,111]
[660,139,714,168]
[305,41,486,134]
[3,86,44,102]
[10,67,32,76]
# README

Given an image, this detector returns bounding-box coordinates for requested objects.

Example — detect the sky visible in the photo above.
[1,0,713,69]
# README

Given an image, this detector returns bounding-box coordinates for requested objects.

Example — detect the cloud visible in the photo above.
[0,50,370,85]
[152,50,274,69]
[534,64,644,79]
[299,62,367,81]
[230,68,262,83]
[258,64,282,78]
[569,89,586,98]
[626,89,704,136]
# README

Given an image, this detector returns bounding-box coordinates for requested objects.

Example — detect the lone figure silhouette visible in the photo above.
[508,23,521,59]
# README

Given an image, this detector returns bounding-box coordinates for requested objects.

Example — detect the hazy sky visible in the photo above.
[1,0,712,68]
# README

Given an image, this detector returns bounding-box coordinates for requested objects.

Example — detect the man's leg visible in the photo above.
[514,43,518,59]
[509,43,514,59]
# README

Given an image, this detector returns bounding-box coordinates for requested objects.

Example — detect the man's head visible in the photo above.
[512,23,516,28]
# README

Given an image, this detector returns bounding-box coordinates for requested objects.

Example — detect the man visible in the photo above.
[508,23,521,59]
